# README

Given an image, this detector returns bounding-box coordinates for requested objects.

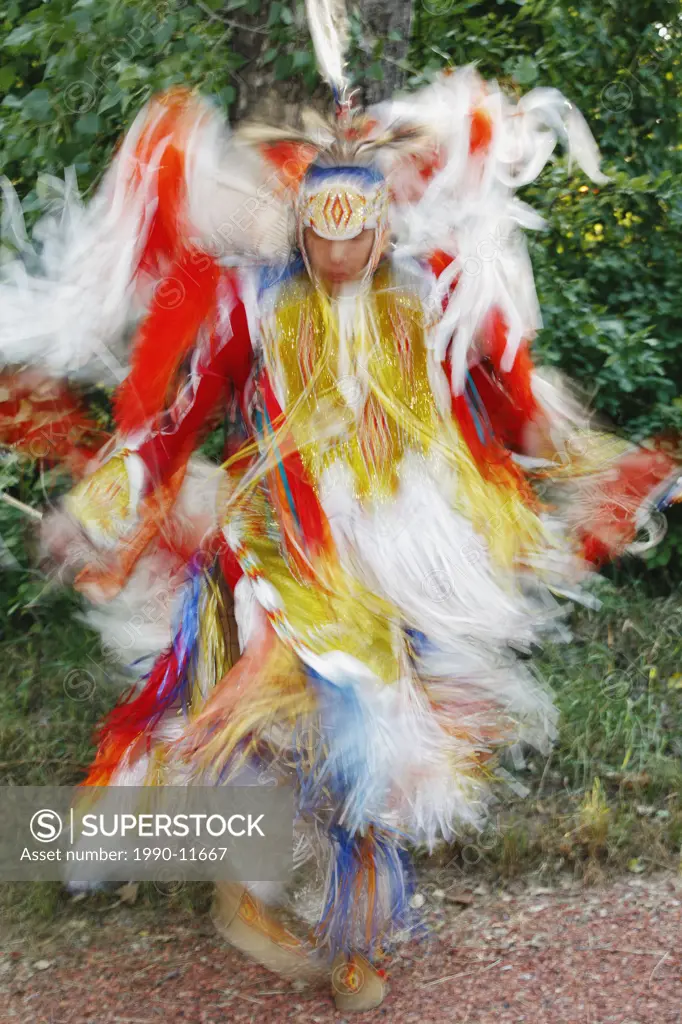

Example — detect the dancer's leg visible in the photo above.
[314,826,414,1010]
[212,880,324,979]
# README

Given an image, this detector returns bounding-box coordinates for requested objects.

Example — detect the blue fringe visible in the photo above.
[404,627,436,660]
[137,555,205,723]
[293,666,377,833]
[464,370,494,445]
[315,825,419,959]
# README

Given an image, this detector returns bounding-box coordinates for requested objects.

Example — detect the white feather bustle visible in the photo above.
[0,105,165,378]
[0,96,292,382]
[318,450,577,650]
[370,68,608,392]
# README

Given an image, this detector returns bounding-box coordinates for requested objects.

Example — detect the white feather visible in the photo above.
[0,93,292,382]
[0,103,168,378]
[371,67,608,394]
[305,0,349,94]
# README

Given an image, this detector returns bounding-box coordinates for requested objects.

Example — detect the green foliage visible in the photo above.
[0,455,111,791]
[527,165,682,439]
[0,0,249,194]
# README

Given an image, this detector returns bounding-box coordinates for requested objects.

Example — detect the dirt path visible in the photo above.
[1,874,681,1024]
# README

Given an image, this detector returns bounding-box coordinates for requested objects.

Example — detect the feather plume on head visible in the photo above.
[305,0,350,100]
[236,0,430,259]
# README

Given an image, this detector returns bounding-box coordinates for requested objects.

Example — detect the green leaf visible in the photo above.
[4,24,37,48]
[153,20,175,47]
[218,85,237,107]
[274,53,293,80]
[70,9,92,32]
[267,2,282,28]
[599,318,626,338]
[0,66,17,92]
[292,49,311,70]
[23,89,53,123]
[98,91,123,114]
[511,55,538,86]
[74,112,101,135]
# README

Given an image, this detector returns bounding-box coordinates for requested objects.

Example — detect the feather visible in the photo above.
[305,0,349,96]
[316,826,417,957]
[236,122,318,148]
[355,122,432,159]
[0,369,105,472]
[113,249,220,434]
[370,68,608,393]
[84,559,205,786]
[517,88,610,185]
[0,88,293,386]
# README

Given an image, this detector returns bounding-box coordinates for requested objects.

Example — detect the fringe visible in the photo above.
[84,555,208,786]
[315,825,418,959]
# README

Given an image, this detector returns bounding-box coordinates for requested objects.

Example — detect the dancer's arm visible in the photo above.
[58,275,254,599]
[429,252,680,564]
[131,278,253,495]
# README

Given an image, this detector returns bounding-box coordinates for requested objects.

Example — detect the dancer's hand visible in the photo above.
[520,413,558,461]
[39,508,99,584]
[74,559,127,602]
[40,508,127,600]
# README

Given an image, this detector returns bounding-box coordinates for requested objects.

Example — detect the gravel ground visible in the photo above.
[1,874,681,1024]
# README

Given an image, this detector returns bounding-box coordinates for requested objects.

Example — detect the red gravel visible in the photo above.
[1,874,681,1024]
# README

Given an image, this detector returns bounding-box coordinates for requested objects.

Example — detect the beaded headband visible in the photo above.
[297,164,389,241]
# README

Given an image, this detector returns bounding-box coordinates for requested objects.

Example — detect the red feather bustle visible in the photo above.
[0,371,106,475]
[469,107,493,156]
[126,88,207,279]
[427,251,539,499]
[110,88,223,434]
[259,141,318,193]
[577,447,679,567]
[83,645,180,787]
[482,307,539,425]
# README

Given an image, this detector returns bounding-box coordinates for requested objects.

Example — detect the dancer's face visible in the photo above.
[303,228,375,289]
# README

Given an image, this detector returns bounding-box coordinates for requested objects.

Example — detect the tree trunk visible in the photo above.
[355,0,414,103]
[227,0,415,122]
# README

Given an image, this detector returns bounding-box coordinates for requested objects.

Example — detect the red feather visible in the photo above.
[483,308,538,424]
[114,249,220,434]
[83,646,178,786]
[110,88,224,433]
[0,371,105,474]
[469,108,493,155]
[260,141,317,193]
[578,446,679,565]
